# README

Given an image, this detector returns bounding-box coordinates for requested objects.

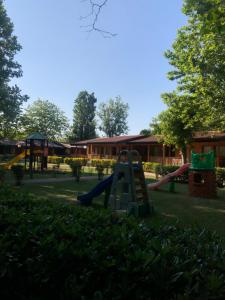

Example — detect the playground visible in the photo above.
[3,169,224,234]
[1,140,225,233]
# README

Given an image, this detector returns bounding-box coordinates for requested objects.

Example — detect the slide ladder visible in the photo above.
[109,150,152,217]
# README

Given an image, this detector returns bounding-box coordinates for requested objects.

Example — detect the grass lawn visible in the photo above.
[10,175,225,235]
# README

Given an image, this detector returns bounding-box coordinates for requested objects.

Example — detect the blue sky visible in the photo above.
[5,0,186,135]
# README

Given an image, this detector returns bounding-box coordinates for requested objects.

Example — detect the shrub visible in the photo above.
[11,165,24,185]
[0,167,6,185]
[143,162,160,173]
[96,164,104,180]
[48,156,64,165]
[64,157,88,166]
[1,186,225,299]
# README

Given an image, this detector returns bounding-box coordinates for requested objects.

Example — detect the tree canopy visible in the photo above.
[71,91,97,142]
[98,96,129,137]
[20,100,69,140]
[0,0,28,138]
[153,0,225,156]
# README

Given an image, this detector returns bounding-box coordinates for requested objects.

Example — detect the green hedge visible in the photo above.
[1,186,225,299]
[142,162,160,173]
[90,158,116,169]
[48,155,64,164]
[64,157,88,166]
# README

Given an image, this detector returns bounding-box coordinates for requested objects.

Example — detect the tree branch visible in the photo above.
[80,0,117,38]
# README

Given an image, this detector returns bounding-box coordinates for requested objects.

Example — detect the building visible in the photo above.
[1,131,225,167]
[74,132,225,167]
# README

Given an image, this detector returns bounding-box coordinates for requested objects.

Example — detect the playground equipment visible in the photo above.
[25,133,48,178]
[148,163,190,191]
[189,151,217,198]
[3,151,27,170]
[78,150,152,217]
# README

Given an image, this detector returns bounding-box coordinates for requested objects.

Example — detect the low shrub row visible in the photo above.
[1,186,225,299]
[47,155,64,165]
[64,157,88,166]
[142,162,160,173]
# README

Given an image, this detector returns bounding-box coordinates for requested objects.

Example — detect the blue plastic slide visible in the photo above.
[77,174,114,205]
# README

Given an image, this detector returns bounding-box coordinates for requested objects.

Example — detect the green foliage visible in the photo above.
[64,157,88,182]
[71,91,97,142]
[0,0,28,138]
[48,156,64,165]
[11,165,24,185]
[154,0,225,152]
[0,166,6,184]
[19,99,69,140]
[64,157,88,166]
[90,158,116,169]
[142,162,160,173]
[139,129,151,136]
[98,96,129,137]
[1,187,225,299]
[95,164,104,180]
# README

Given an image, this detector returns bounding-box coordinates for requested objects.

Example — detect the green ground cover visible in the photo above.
[2,188,225,299]
[10,177,225,235]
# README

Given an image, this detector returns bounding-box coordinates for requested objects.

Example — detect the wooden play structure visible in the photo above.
[109,150,152,217]
[25,133,48,178]
[189,151,217,198]
[78,150,153,217]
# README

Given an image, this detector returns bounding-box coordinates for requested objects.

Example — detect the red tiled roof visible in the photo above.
[128,135,162,144]
[192,132,225,142]
[74,135,143,145]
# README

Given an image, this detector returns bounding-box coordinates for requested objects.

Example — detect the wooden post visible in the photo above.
[162,144,165,166]
[147,145,150,162]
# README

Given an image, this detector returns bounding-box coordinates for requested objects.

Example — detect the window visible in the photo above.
[150,146,162,157]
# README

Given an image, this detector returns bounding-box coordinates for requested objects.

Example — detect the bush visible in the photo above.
[0,167,6,185]
[11,165,24,185]
[48,156,64,165]
[64,157,88,166]
[1,186,225,299]
[143,162,160,173]
[96,164,104,180]
[216,167,225,187]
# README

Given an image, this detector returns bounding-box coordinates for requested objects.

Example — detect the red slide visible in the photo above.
[148,163,190,190]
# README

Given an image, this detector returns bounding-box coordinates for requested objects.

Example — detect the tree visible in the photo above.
[155,0,225,159]
[0,0,28,138]
[71,91,97,142]
[139,129,151,136]
[20,99,69,140]
[98,96,129,137]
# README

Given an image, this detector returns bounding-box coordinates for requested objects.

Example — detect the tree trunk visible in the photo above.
[181,145,187,164]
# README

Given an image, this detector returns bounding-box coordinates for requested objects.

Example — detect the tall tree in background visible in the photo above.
[98,96,129,137]
[20,100,69,140]
[0,0,28,138]
[154,0,225,161]
[72,91,97,141]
